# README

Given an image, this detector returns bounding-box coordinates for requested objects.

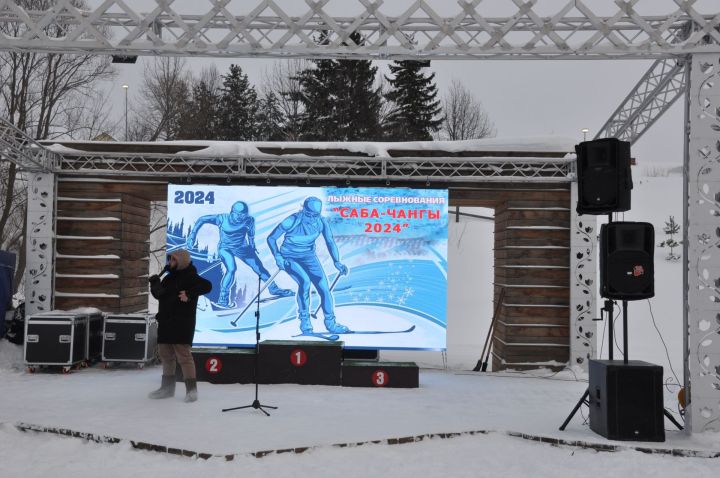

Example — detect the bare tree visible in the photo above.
[130,57,191,141]
[0,1,114,140]
[196,65,222,95]
[440,79,495,141]
[0,162,27,253]
[0,0,115,294]
[61,86,117,140]
[261,60,308,141]
[376,74,394,133]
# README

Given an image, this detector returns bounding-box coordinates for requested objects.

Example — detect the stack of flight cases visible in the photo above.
[180,341,419,388]
[101,313,158,368]
[24,311,103,373]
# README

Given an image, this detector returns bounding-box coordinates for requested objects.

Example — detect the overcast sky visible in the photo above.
[106,57,683,166]
[98,0,686,166]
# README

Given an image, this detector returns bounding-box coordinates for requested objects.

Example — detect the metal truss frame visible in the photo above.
[0,0,718,60]
[596,57,689,143]
[1,116,573,184]
[3,0,718,434]
[55,151,574,183]
[0,117,58,172]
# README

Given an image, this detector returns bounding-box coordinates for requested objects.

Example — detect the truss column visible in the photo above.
[596,58,687,144]
[569,182,597,372]
[25,172,56,316]
[685,53,720,433]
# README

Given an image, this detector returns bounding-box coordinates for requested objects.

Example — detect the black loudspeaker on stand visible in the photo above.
[222,275,277,416]
[575,138,632,216]
[600,222,655,301]
[559,218,682,438]
[561,142,681,438]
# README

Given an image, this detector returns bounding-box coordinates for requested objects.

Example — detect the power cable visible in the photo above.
[647,299,681,388]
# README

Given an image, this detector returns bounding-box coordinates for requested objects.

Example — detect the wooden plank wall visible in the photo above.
[54,179,160,313]
[450,186,571,370]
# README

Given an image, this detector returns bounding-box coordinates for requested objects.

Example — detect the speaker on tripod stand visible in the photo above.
[599,221,655,301]
[560,139,681,440]
[575,138,632,215]
[590,221,667,440]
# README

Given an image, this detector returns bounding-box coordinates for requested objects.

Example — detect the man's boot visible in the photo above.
[268,281,293,297]
[298,313,313,334]
[148,375,175,399]
[184,379,198,403]
[324,314,350,334]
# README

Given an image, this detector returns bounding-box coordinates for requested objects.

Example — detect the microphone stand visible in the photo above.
[222,274,277,416]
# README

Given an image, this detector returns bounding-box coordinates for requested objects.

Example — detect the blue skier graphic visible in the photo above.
[186,201,292,308]
[267,197,350,334]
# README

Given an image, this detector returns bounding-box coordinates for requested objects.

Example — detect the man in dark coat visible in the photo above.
[148,249,212,402]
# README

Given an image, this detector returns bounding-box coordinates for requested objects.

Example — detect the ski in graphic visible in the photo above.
[337,325,416,335]
[293,325,416,339]
[292,332,341,341]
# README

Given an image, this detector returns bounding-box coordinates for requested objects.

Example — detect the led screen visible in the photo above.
[166,185,448,350]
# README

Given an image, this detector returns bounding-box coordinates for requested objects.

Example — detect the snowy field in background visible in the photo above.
[2,165,718,477]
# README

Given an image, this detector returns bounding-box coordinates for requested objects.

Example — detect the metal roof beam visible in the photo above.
[0,1,718,59]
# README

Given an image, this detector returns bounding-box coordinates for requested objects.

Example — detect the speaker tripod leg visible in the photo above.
[559,389,590,431]
[663,409,684,431]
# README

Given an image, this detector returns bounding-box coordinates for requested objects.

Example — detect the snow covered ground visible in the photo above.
[2,166,718,477]
[0,340,718,477]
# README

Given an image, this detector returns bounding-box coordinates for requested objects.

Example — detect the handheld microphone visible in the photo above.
[148,264,170,284]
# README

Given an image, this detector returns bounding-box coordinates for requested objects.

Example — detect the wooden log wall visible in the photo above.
[54,179,164,313]
[450,186,571,370]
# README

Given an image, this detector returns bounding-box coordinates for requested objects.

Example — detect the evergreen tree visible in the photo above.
[384,60,443,141]
[297,32,382,141]
[217,64,259,141]
[177,78,220,140]
[256,91,284,141]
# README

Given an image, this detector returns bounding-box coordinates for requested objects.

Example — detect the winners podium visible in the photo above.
[341,361,419,388]
[181,340,419,388]
[258,340,343,386]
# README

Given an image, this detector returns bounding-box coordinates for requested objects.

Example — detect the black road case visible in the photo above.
[24,312,89,372]
[101,314,157,367]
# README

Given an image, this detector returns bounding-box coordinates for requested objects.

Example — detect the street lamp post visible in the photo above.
[581,128,589,141]
[122,84,129,140]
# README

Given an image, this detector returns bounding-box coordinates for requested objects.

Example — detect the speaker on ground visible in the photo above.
[589,359,665,442]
